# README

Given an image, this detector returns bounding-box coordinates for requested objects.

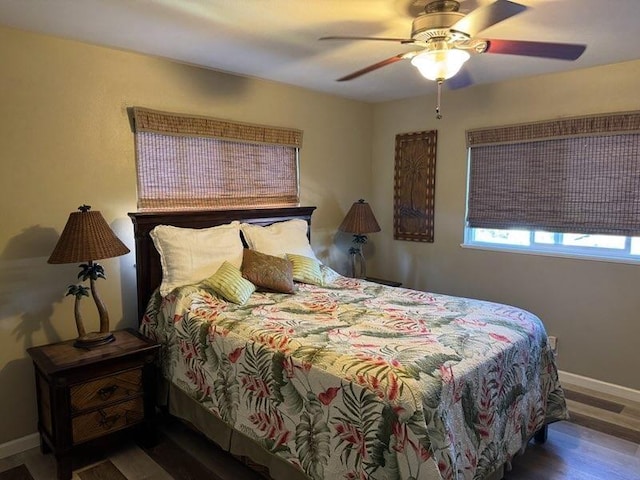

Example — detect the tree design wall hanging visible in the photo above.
[394,130,437,242]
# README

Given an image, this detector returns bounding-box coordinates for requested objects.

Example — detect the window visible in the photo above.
[464,111,640,262]
[465,228,640,262]
[131,107,302,211]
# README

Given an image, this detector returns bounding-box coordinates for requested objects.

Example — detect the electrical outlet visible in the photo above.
[548,335,558,354]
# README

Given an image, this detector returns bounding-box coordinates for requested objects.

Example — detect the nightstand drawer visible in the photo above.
[70,368,142,412]
[72,397,144,444]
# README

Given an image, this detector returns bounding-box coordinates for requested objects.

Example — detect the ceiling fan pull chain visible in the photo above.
[435,80,443,119]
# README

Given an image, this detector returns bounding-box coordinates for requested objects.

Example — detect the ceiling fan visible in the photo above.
[320,0,586,90]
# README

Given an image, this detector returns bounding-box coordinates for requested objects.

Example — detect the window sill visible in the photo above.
[460,243,640,266]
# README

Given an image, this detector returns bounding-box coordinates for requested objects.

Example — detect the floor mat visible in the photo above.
[76,461,127,480]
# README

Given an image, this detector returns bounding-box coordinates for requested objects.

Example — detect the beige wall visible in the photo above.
[0,26,372,444]
[369,60,640,391]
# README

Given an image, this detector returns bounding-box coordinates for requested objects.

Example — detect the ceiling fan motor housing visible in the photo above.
[411,11,467,41]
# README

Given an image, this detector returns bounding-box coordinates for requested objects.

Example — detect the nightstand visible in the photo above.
[27,328,160,480]
[365,276,402,287]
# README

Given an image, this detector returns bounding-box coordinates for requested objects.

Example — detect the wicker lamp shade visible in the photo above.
[48,206,129,264]
[338,199,381,234]
[49,205,129,348]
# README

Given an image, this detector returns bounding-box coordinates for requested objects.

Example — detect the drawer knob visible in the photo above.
[98,410,121,429]
[97,385,118,400]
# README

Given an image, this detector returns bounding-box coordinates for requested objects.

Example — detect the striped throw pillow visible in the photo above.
[287,253,324,286]
[203,261,256,305]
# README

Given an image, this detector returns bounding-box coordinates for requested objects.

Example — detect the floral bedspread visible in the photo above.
[140,270,568,480]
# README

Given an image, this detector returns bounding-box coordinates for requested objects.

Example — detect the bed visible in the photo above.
[129,206,568,480]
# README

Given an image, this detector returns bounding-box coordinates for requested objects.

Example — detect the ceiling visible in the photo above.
[1,0,639,103]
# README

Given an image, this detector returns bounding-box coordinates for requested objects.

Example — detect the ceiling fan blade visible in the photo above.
[337,54,407,81]
[320,35,415,44]
[451,0,527,37]
[447,68,474,90]
[485,39,586,60]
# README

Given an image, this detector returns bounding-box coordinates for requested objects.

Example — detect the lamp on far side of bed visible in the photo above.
[338,199,381,278]
[48,205,130,348]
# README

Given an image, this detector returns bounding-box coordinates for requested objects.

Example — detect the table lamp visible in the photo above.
[338,199,381,278]
[48,205,130,347]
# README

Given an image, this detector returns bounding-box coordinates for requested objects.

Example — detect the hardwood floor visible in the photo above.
[563,384,640,445]
[507,382,640,480]
[507,420,640,479]
[1,383,639,479]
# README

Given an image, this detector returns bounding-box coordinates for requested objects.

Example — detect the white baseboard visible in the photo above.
[0,432,39,460]
[559,370,640,404]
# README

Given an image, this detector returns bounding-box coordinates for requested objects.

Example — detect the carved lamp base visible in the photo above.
[74,331,115,348]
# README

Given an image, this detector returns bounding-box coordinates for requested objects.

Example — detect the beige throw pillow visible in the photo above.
[240,219,317,260]
[150,221,243,297]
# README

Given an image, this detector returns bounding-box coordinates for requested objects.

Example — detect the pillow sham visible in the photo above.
[150,221,243,297]
[202,261,256,305]
[241,249,295,294]
[240,219,317,260]
[287,253,324,286]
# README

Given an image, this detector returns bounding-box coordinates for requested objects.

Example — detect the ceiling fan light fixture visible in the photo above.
[410,48,470,81]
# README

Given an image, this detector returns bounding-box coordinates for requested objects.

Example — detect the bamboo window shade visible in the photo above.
[466,111,640,236]
[132,107,303,211]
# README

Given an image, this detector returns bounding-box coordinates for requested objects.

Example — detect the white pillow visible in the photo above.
[150,221,243,297]
[240,219,317,260]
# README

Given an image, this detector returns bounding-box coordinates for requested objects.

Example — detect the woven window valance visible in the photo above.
[467,111,640,147]
[466,111,640,236]
[132,107,303,148]
[131,107,301,211]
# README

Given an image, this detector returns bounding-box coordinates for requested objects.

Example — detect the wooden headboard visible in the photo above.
[128,206,316,322]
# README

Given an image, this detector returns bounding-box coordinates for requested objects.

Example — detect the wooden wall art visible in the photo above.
[393,130,437,242]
